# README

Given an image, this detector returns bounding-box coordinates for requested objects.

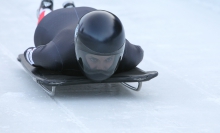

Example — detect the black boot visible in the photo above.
[37,0,53,18]
[63,1,75,8]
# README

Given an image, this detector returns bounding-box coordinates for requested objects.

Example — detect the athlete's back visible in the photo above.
[34,7,96,46]
[26,6,143,74]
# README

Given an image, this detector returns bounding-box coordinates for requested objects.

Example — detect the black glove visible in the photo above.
[24,47,36,65]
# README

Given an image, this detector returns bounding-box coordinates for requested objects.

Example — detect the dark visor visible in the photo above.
[75,38,125,81]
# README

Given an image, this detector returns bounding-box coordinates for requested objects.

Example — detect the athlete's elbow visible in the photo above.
[33,52,63,70]
[45,59,62,70]
[44,52,63,70]
[137,45,144,63]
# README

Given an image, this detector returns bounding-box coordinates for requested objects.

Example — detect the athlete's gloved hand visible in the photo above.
[24,47,36,65]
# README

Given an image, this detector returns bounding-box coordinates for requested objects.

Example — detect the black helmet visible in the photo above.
[75,10,125,82]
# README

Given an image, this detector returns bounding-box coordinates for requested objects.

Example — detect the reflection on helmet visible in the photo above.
[85,54,115,71]
[75,10,125,82]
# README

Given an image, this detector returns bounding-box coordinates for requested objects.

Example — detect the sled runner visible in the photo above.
[17,54,158,96]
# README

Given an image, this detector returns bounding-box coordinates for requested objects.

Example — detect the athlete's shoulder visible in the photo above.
[46,6,96,19]
[75,6,97,11]
[52,6,96,14]
[74,6,97,16]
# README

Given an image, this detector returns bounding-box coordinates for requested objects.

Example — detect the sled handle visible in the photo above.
[121,82,142,91]
[38,83,56,96]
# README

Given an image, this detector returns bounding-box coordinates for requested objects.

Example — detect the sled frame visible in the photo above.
[34,77,143,96]
[18,54,158,96]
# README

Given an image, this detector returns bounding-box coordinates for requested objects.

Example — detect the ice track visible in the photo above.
[0,0,220,133]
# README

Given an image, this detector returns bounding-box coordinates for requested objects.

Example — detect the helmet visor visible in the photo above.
[75,37,125,82]
[76,50,123,82]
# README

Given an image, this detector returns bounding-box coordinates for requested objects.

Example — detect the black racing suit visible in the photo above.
[31,7,144,74]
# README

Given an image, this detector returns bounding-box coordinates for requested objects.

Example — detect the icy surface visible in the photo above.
[1,0,220,133]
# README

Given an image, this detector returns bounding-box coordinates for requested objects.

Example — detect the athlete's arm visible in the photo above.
[24,28,77,70]
[24,41,63,70]
[116,39,144,72]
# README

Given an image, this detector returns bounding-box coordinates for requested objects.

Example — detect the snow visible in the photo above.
[1,0,220,133]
